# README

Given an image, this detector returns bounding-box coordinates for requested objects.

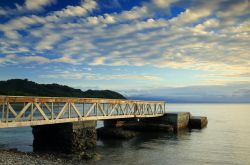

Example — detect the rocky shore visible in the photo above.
[0,148,100,165]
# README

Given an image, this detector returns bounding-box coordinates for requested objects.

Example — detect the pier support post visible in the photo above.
[32,121,97,153]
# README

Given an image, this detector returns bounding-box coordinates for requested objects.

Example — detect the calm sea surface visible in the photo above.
[0,104,250,165]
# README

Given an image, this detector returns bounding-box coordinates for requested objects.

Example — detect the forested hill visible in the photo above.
[0,79,126,99]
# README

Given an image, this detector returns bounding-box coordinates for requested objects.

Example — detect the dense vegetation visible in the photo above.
[0,79,126,99]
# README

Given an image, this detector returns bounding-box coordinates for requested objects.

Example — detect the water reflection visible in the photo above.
[98,129,191,150]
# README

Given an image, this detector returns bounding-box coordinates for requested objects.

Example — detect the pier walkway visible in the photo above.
[0,96,165,128]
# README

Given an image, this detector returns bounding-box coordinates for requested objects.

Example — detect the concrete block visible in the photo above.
[189,116,208,129]
[140,112,191,131]
[161,112,191,130]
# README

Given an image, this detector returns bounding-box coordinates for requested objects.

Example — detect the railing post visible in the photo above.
[68,102,71,119]
[162,103,164,114]
[95,103,97,116]
[82,103,85,117]
[134,103,137,116]
[163,103,165,114]
[51,102,54,120]
[103,103,105,114]
[31,103,34,121]
[1,102,4,122]
[6,102,9,123]
[164,103,166,113]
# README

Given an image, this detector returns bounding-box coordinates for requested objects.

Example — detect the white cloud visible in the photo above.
[120,6,149,20]
[152,0,177,8]
[53,55,85,65]
[22,56,50,63]
[91,57,106,65]
[170,8,211,26]
[53,0,96,17]
[0,54,17,64]
[36,34,61,50]
[25,0,56,10]
[40,71,161,81]
[0,54,50,64]
[0,54,84,65]
[0,0,56,16]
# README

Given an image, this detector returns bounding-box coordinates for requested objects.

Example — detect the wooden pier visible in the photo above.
[0,96,165,128]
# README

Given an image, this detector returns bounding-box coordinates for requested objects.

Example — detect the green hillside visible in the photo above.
[0,79,126,99]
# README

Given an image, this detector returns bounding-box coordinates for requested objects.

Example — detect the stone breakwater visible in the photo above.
[98,112,208,139]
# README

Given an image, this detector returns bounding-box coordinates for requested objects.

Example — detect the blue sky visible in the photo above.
[0,0,250,102]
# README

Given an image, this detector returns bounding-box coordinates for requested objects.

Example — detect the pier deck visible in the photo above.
[0,96,165,128]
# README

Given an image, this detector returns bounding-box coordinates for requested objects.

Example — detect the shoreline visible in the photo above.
[0,148,100,165]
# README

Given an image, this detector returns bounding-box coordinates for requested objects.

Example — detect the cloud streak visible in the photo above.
[40,71,161,81]
[0,0,56,16]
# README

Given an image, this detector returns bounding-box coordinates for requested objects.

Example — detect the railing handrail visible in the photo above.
[0,95,165,104]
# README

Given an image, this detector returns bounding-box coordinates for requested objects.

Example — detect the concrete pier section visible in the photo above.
[189,116,208,129]
[159,112,191,131]
[149,112,208,131]
[156,112,208,131]
[32,121,97,153]
[98,112,208,139]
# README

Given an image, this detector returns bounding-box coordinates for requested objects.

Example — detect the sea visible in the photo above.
[0,104,250,165]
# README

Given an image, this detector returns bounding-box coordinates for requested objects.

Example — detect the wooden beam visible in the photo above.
[27,103,41,119]
[55,103,68,120]
[13,103,31,122]
[70,103,82,118]
[8,104,17,117]
[85,104,96,117]
[119,104,126,115]
[97,103,107,116]
[34,103,49,121]
[128,104,134,115]
[108,104,117,116]
[43,103,56,117]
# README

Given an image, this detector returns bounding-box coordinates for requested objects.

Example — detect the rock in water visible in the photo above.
[124,122,174,132]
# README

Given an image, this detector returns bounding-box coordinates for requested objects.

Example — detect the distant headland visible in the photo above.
[0,79,126,99]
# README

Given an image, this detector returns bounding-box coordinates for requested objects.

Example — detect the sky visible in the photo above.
[0,0,250,102]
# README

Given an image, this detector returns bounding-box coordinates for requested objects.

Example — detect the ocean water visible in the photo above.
[0,104,250,165]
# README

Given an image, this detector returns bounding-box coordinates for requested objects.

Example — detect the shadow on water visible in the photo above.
[97,129,192,150]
